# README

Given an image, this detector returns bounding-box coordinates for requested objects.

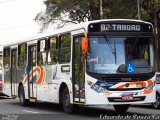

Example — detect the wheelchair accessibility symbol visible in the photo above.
[126,64,135,73]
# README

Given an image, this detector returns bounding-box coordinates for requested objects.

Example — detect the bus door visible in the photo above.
[28,45,37,99]
[11,48,17,97]
[73,36,85,103]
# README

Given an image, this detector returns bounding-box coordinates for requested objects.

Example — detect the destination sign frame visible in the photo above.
[88,22,152,32]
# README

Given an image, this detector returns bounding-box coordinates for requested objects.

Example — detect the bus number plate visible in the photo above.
[121,96,133,100]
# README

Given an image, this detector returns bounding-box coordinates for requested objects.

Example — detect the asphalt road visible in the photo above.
[0,97,160,120]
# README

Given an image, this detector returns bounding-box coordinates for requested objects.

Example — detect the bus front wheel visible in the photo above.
[152,93,160,109]
[62,87,74,113]
[113,104,130,112]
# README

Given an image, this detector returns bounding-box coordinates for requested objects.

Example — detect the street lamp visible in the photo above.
[137,0,141,20]
[100,0,103,19]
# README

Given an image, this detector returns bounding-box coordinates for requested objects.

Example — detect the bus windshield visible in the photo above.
[87,36,154,74]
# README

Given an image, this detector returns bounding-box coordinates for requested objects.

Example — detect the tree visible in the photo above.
[35,0,101,31]
[141,0,160,70]
[102,0,137,19]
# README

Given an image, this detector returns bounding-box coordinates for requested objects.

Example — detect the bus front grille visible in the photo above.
[107,88,144,91]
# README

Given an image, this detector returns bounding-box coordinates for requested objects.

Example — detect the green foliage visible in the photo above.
[35,0,101,31]
[102,0,137,19]
[35,0,160,28]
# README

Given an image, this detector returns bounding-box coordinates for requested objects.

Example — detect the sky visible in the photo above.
[0,0,45,45]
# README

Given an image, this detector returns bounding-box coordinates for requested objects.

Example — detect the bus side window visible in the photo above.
[59,33,71,63]
[18,43,27,66]
[48,37,57,64]
[37,39,47,65]
[3,47,10,68]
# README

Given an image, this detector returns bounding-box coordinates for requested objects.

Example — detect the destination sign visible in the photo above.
[101,24,141,31]
[88,22,152,32]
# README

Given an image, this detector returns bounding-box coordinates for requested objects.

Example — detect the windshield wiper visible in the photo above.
[104,35,116,64]
[104,35,116,55]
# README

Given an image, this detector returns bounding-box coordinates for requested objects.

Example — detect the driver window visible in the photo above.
[125,38,150,67]
[126,38,149,60]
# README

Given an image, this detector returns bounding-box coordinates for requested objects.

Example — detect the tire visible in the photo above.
[19,85,28,106]
[113,104,130,113]
[62,87,74,113]
[152,93,160,109]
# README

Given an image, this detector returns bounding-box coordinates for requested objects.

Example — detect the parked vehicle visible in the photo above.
[152,72,160,109]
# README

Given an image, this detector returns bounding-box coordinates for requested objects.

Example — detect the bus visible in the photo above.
[2,19,156,113]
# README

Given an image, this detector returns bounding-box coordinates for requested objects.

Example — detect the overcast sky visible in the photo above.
[0,0,45,45]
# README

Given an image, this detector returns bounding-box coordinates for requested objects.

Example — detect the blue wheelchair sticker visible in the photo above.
[126,64,135,73]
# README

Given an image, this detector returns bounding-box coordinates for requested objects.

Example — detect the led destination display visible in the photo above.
[88,22,152,32]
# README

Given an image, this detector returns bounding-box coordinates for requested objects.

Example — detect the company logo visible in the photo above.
[125,83,129,87]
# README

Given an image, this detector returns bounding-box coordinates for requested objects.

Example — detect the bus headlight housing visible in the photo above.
[143,81,155,92]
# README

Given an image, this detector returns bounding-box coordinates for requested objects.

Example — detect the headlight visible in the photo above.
[143,81,156,92]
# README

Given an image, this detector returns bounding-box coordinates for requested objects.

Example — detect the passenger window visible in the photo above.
[18,43,27,66]
[48,37,57,64]
[3,47,10,68]
[59,33,71,63]
[37,39,47,65]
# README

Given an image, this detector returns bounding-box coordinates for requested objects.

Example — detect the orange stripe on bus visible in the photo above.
[36,66,44,84]
[147,80,152,86]
[22,66,45,84]
[116,81,147,89]
[116,79,154,89]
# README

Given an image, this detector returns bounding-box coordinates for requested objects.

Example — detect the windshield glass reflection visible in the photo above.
[86,36,153,74]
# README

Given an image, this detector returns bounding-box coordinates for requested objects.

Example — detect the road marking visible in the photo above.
[22,110,39,114]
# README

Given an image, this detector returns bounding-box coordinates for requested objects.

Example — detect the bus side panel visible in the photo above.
[3,67,11,96]
[85,76,108,104]
[48,65,59,103]
[36,65,52,102]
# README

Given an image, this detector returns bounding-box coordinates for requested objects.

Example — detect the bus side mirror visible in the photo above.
[81,34,88,59]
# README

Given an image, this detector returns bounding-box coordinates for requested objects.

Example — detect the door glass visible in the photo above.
[74,37,85,100]
[30,46,36,66]
[11,49,17,96]
[28,45,37,97]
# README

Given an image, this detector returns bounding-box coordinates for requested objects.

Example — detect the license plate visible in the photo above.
[121,96,133,100]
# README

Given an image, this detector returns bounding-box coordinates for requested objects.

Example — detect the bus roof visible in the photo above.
[2,19,152,47]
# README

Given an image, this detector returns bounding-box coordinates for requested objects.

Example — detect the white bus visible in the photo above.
[3,19,156,113]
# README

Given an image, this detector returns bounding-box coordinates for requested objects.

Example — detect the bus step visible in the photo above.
[73,102,85,105]
[29,97,37,102]
[11,95,17,99]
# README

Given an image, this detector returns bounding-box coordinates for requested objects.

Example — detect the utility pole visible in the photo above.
[137,0,141,20]
[100,0,103,19]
